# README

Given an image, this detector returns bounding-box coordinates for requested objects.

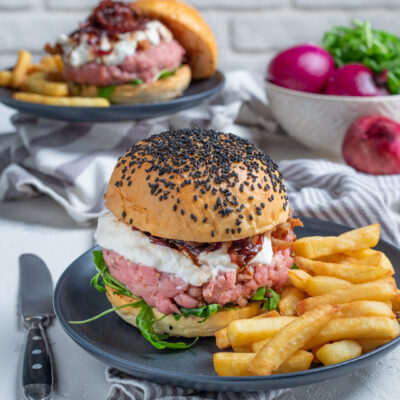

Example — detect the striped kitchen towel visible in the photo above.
[106,368,288,400]
[0,70,277,224]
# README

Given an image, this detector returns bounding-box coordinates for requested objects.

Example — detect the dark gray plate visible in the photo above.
[54,217,400,391]
[0,71,224,122]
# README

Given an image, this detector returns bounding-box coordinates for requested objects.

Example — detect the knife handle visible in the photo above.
[23,317,52,400]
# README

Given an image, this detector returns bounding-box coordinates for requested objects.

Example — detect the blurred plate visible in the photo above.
[54,217,400,392]
[0,71,224,122]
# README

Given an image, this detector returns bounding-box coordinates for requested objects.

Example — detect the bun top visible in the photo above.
[133,0,217,79]
[105,129,289,242]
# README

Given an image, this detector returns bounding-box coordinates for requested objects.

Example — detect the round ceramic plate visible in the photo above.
[0,71,224,122]
[54,217,400,392]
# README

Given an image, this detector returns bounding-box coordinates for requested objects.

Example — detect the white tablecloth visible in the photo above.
[1,102,398,400]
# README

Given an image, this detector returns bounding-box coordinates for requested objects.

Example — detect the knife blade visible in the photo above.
[19,254,54,400]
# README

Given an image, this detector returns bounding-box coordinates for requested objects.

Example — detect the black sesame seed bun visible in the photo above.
[106,285,263,337]
[105,128,290,242]
[133,0,218,79]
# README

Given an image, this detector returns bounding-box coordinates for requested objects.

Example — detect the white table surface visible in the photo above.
[1,103,399,400]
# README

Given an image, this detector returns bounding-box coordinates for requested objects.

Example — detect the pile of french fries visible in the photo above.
[213,224,400,376]
[0,50,110,107]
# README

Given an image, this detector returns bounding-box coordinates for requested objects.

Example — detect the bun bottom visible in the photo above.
[106,286,263,337]
[69,64,191,104]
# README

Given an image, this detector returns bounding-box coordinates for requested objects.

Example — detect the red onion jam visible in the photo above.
[69,0,149,56]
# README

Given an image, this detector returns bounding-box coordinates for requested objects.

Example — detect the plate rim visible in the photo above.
[0,70,225,120]
[53,216,400,387]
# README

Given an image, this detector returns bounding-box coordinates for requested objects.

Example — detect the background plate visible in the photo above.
[0,71,224,122]
[54,217,400,392]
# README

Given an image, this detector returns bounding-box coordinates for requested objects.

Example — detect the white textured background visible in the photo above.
[2,0,400,72]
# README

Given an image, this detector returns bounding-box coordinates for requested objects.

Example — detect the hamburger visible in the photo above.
[90,129,302,348]
[47,0,217,104]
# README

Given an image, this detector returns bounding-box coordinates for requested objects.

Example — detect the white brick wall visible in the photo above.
[1,0,400,72]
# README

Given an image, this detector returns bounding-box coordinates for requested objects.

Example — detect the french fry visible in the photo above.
[393,294,400,312]
[248,305,336,375]
[311,344,324,363]
[296,280,396,315]
[292,224,380,259]
[295,256,390,284]
[357,338,390,353]
[288,269,312,290]
[252,338,269,353]
[279,286,306,316]
[214,310,280,349]
[13,92,110,107]
[344,248,375,259]
[227,316,296,347]
[232,345,253,353]
[338,301,395,318]
[0,70,12,87]
[213,350,313,376]
[12,49,31,88]
[305,276,352,296]
[25,72,69,97]
[316,340,362,366]
[317,253,357,264]
[275,350,313,374]
[215,328,230,349]
[345,249,394,274]
[361,251,395,274]
[305,317,396,349]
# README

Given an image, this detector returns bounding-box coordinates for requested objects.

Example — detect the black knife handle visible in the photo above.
[23,317,52,400]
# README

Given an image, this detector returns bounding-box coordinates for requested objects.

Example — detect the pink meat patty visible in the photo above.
[102,247,293,315]
[63,40,185,86]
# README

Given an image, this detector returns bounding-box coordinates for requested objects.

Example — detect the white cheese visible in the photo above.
[60,20,173,67]
[94,213,274,287]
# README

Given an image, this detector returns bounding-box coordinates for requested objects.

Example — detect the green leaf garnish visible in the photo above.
[97,85,115,99]
[251,286,266,301]
[154,69,176,81]
[69,301,143,324]
[291,263,299,270]
[322,19,400,94]
[136,302,198,349]
[130,78,144,85]
[264,288,280,311]
[178,304,221,323]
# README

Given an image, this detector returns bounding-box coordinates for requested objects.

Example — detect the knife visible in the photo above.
[19,254,54,400]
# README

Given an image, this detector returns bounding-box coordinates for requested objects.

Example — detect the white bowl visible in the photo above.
[265,81,400,157]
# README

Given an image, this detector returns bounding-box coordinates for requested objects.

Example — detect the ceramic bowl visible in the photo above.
[265,81,400,157]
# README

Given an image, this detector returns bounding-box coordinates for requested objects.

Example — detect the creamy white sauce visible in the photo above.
[59,20,173,67]
[94,213,273,287]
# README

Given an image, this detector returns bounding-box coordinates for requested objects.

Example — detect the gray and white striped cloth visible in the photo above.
[0,71,278,224]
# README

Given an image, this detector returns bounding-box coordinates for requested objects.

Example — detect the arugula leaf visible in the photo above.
[97,85,115,99]
[136,302,198,349]
[291,263,299,270]
[154,69,176,81]
[322,19,400,94]
[251,286,266,301]
[130,78,144,85]
[264,289,280,311]
[69,301,143,324]
[251,286,281,311]
[92,250,135,297]
[179,304,221,323]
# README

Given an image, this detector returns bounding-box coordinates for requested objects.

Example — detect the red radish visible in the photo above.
[342,115,400,174]
[267,44,335,93]
[325,63,388,96]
